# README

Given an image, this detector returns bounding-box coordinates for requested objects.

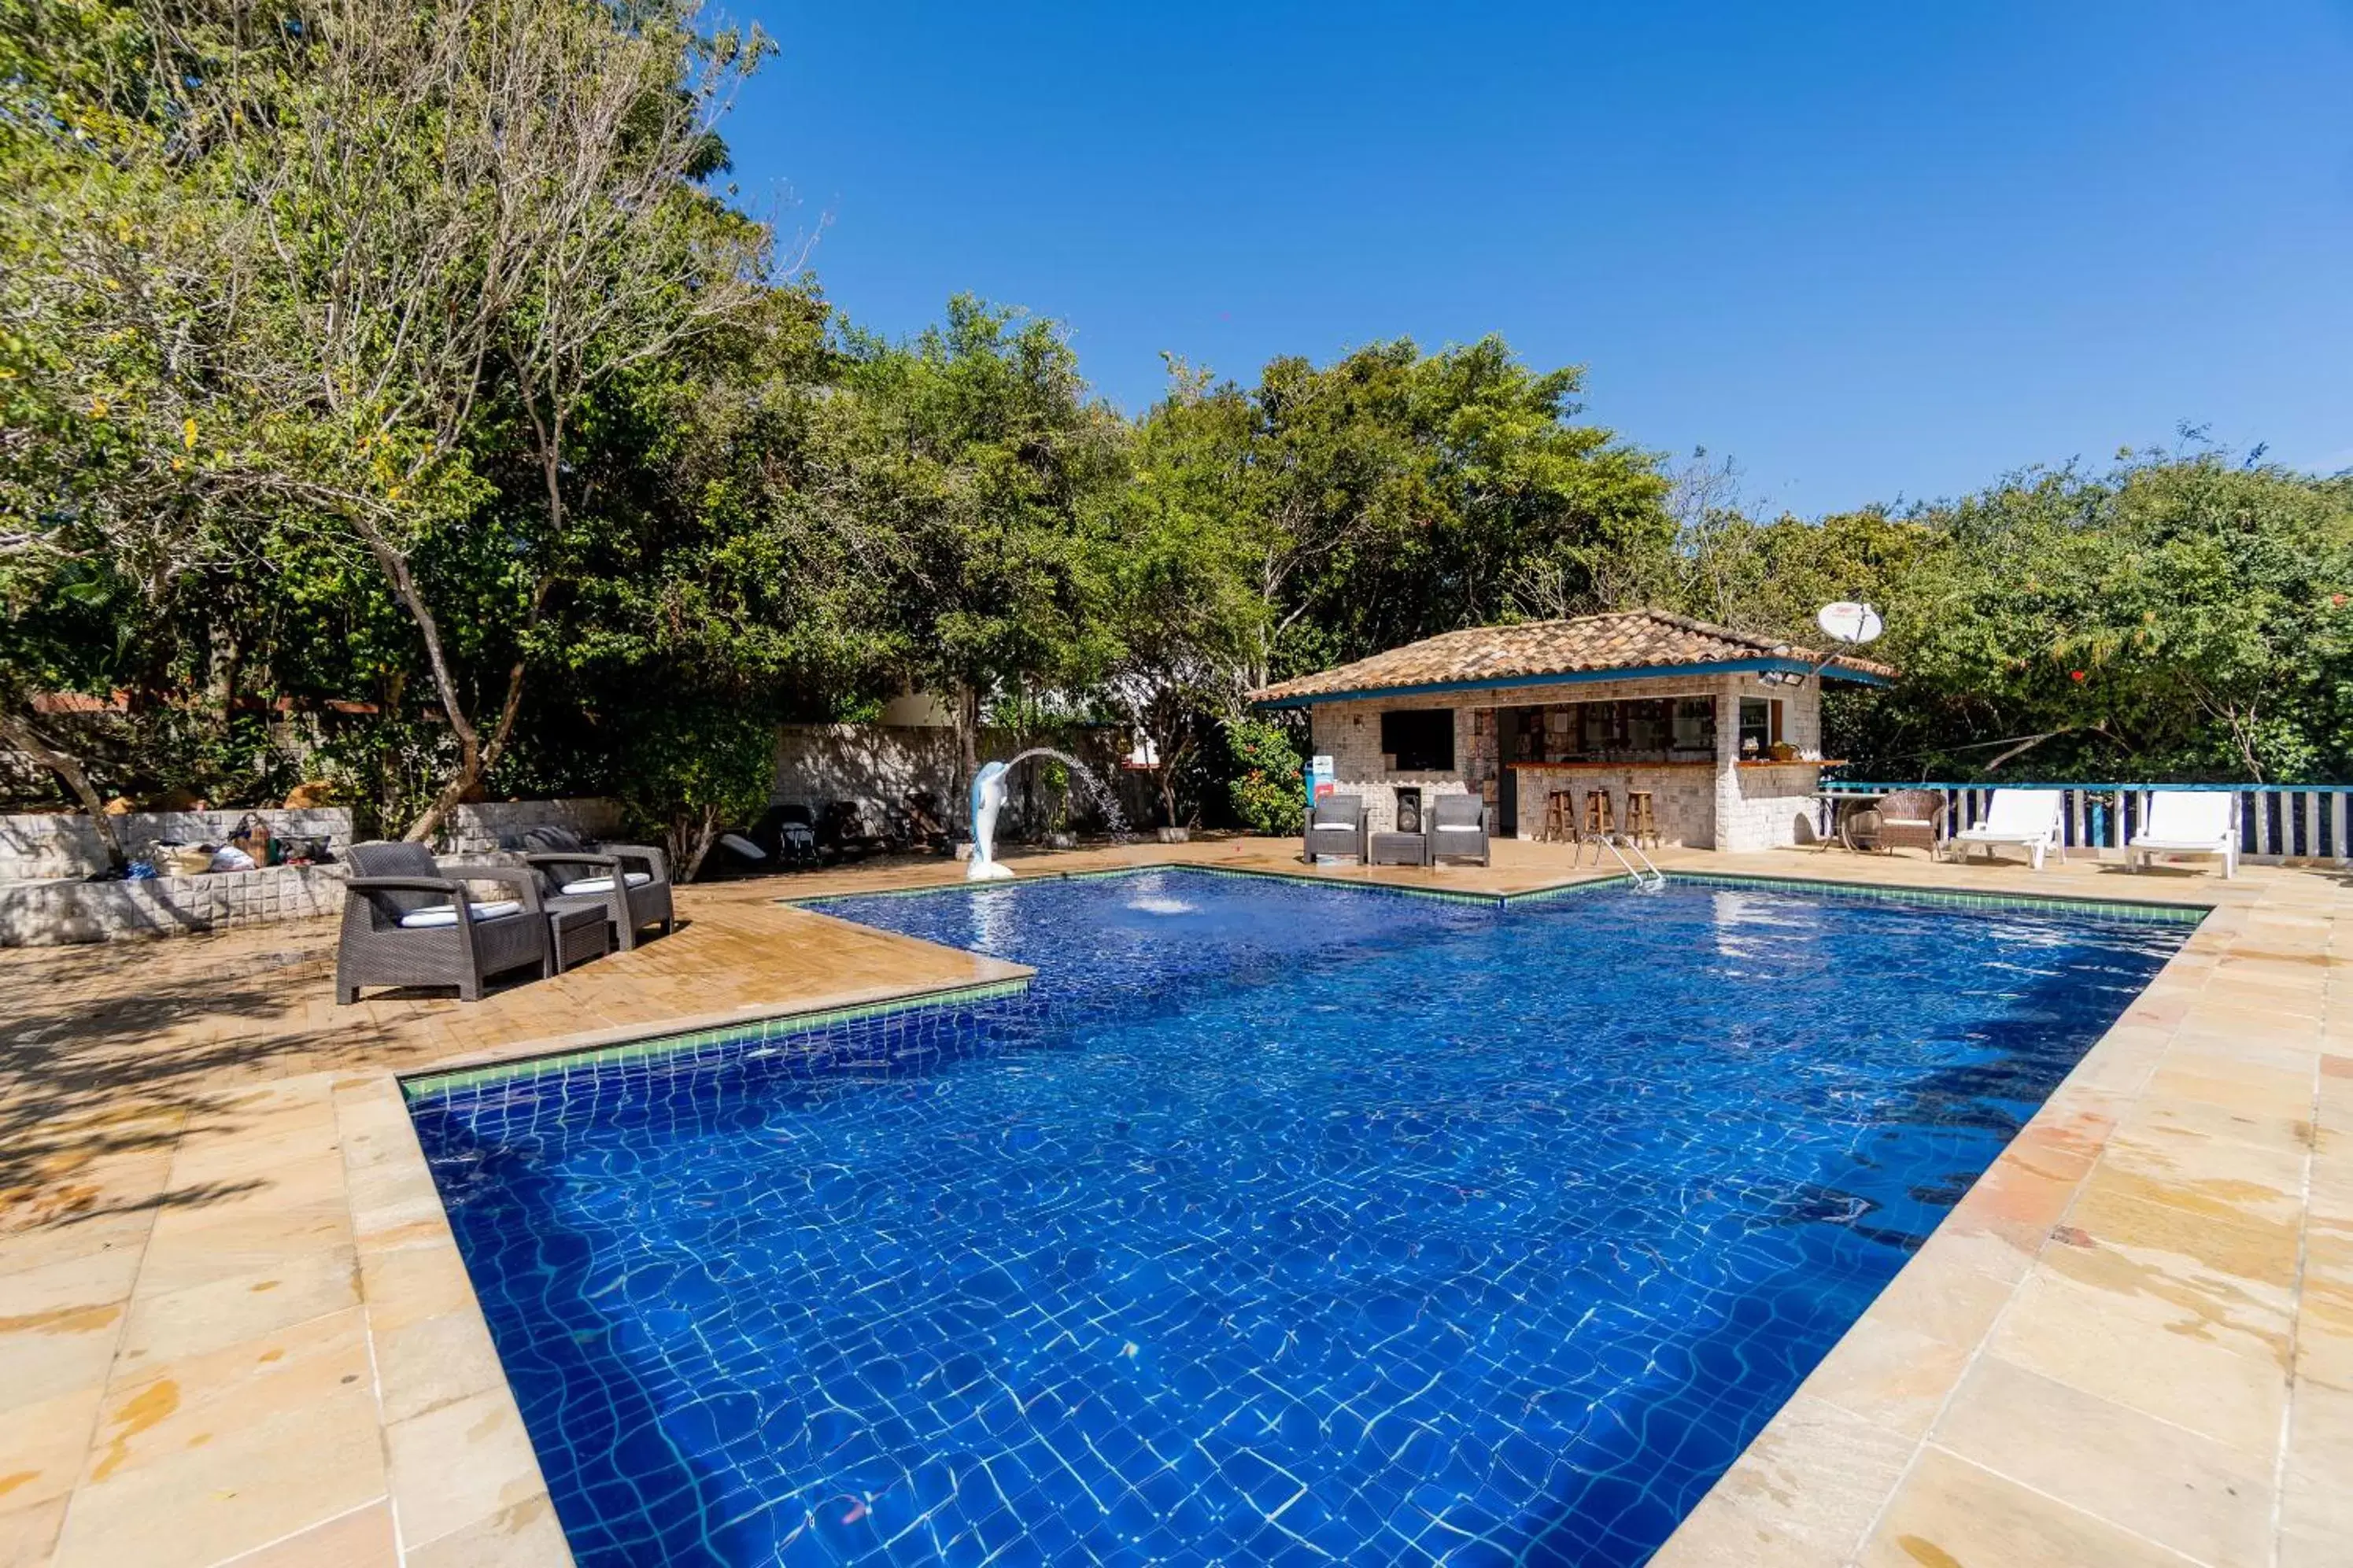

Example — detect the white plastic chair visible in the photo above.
[1947,789,2065,870]
[2127,791,2238,880]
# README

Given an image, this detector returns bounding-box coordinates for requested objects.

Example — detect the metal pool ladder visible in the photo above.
[1601,834,1666,892]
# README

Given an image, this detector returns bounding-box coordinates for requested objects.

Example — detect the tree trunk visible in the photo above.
[403,653,528,844]
[670,803,723,883]
[0,711,127,872]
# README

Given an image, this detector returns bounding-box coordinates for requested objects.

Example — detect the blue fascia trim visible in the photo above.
[1255,657,1890,709]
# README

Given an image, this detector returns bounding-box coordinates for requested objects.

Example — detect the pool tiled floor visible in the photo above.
[0,836,2344,1566]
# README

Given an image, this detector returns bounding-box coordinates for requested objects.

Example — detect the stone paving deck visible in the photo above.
[0,835,2342,1567]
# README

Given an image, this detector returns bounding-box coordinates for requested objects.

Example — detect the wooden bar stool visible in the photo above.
[1581,788,1616,852]
[1542,789,1576,843]
[1623,790,1660,850]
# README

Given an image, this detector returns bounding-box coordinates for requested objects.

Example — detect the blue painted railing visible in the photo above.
[1817,780,2353,861]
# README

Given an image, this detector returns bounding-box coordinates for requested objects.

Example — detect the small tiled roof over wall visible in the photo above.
[1250,608,1896,704]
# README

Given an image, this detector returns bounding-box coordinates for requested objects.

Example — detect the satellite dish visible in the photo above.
[1816,601,1884,645]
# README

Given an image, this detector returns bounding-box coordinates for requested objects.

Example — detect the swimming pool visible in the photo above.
[407,869,2189,1566]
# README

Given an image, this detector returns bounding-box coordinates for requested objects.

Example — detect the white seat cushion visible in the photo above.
[559,873,653,896]
[397,899,523,929]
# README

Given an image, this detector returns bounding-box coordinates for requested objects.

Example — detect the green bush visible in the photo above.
[616,702,776,880]
[1223,717,1305,836]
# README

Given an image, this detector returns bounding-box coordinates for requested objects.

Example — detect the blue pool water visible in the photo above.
[408,870,2187,1566]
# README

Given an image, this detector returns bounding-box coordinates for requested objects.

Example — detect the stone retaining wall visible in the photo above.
[0,863,348,946]
[0,808,354,880]
[435,798,622,857]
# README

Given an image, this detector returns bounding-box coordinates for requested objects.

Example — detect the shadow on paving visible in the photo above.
[0,931,353,1231]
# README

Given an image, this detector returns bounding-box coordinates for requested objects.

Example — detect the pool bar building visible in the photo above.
[1251,608,1897,852]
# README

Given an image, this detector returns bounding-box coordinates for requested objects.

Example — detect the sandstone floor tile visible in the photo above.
[0,1247,142,1326]
[219,1500,397,1567]
[111,1246,358,1372]
[372,1306,506,1427]
[1858,1446,2204,1568]
[2096,1128,2312,1226]
[401,1490,571,1568]
[2287,1374,2353,1479]
[1790,1312,1969,1441]
[2115,1094,2314,1157]
[355,1240,478,1335]
[132,1201,355,1298]
[83,1308,370,1488]
[1931,1352,2272,1567]
[1649,1395,1912,1568]
[0,1497,65,1568]
[0,1210,156,1284]
[157,1149,347,1219]
[0,1251,137,1415]
[1987,1261,2288,1452]
[386,1386,552,1555]
[50,1368,382,1568]
[0,1387,102,1519]
[2063,1181,2302,1295]
[2277,1457,2353,1568]
[2150,1061,2322,1120]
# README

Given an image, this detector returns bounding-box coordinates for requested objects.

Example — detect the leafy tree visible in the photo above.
[2,0,777,840]
[1668,453,2353,784]
[1136,338,1672,689]
[830,298,1125,798]
[1092,366,1269,825]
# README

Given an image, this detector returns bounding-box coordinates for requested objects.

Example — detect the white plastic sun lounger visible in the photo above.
[2127,791,2238,879]
[1947,788,2065,870]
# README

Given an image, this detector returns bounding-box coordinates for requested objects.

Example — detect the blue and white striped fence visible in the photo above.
[1818,781,2353,863]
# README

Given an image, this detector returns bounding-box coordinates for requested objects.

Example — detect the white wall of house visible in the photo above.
[1306,672,1829,850]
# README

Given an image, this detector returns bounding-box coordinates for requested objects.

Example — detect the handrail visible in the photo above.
[1601,833,1665,891]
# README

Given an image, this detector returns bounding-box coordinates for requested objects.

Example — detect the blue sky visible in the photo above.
[720,2,2353,516]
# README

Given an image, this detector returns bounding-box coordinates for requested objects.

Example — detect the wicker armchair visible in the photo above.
[335,840,550,1004]
[519,830,674,951]
[1424,791,1491,866]
[1870,788,1947,855]
[1304,793,1369,863]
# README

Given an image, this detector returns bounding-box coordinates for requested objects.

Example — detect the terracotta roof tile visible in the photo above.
[1250,609,1897,703]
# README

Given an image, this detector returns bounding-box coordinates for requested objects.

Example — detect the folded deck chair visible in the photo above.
[1947,788,2065,870]
[1304,792,1368,863]
[2128,791,2238,879]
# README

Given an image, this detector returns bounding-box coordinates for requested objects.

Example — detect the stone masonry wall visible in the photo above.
[0,863,348,946]
[1714,674,1826,853]
[0,808,354,881]
[1309,699,1477,835]
[436,798,623,857]
[1309,672,1830,847]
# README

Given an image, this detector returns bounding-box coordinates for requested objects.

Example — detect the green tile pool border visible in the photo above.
[398,977,1032,1102]
[1655,871,2212,925]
